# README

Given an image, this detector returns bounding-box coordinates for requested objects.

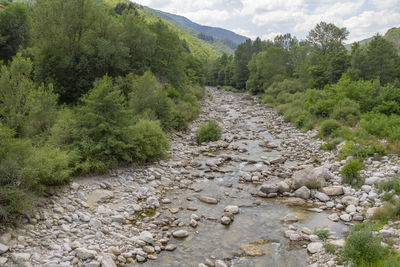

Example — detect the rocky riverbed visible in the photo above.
[0,87,399,267]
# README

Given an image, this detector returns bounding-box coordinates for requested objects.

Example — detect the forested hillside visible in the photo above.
[0,0,208,222]
[211,21,400,168]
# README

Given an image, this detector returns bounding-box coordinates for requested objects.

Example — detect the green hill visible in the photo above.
[345,27,400,53]
[385,27,400,53]
[104,0,236,56]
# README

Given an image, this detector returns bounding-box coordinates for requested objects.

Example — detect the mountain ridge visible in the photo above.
[149,8,248,46]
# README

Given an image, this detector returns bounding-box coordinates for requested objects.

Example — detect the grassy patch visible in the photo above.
[195,120,222,144]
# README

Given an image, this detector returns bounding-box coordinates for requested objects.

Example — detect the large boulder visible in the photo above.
[292,167,331,189]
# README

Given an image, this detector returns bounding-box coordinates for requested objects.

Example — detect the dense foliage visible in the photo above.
[211,21,400,160]
[0,0,206,222]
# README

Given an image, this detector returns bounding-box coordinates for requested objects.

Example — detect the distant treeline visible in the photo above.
[211,21,400,162]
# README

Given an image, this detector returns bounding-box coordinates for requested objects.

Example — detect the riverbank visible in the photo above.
[0,87,399,267]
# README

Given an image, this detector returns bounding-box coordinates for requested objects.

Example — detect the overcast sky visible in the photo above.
[132,0,400,43]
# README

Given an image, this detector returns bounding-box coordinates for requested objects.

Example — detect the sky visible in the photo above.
[132,0,400,43]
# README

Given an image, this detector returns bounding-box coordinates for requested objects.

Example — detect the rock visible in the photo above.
[328,213,339,222]
[260,183,278,194]
[0,243,8,255]
[165,244,177,251]
[70,182,80,191]
[282,197,306,206]
[86,190,113,207]
[173,230,189,238]
[198,196,218,204]
[111,215,125,224]
[0,233,11,245]
[329,239,345,248]
[146,197,160,207]
[341,196,359,206]
[314,192,330,202]
[189,219,198,228]
[221,216,232,225]
[326,201,335,208]
[292,167,330,189]
[101,254,116,267]
[277,181,291,193]
[307,242,323,254]
[365,177,380,185]
[368,192,379,200]
[143,246,155,254]
[140,231,154,244]
[11,253,31,265]
[0,257,7,265]
[240,243,264,256]
[321,186,344,196]
[294,186,311,199]
[281,213,299,223]
[224,205,239,214]
[302,227,313,235]
[379,230,397,238]
[215,260,228,267]
[345,204,357,213]
[340,214,352,222]
[76,248,96,260]
[366,207,378,219]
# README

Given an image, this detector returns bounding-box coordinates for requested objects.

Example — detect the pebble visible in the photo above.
[173,230,189,238]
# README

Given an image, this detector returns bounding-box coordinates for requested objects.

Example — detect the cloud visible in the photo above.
[132,0,400,43]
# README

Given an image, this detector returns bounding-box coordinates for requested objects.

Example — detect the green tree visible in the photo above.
[246,46,289,94]
[0,3,30,62]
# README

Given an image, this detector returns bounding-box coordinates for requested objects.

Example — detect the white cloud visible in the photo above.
[132,0,400,43]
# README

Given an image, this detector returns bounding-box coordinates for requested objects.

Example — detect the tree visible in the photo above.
[233,39,253,89]
[0,3,30,62]
[361,35,400,84]
[308,22,349,53]
[246,46,289,94]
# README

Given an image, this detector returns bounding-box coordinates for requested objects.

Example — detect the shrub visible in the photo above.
[319,119,341,137]
[129,119,169,162]
[314,229,330,241]
[331,98,360,126]
[377,177,400,194]
[0,123,71,222]
[195,120,222,144]
[324,243,337,254]
[343,229,385,265]
[341,159,363,186]
[373,200,400,223]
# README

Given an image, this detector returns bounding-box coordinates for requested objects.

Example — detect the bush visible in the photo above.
[373,200,400,223]
[341,159,363,186]
[314,229,330,241]
[129,119,169,162]
[319,119,342,137]
[195,120,222,144]
[343,229,385,265]
[377,177,400,194]
[324,243,337,254]
[0,123,71,222]
[331,98,360,126]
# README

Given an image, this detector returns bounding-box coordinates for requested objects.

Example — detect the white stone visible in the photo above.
[224,205,239,214]
[307,242,323,254]
[173,230,189,238]
[340,214,352,222]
